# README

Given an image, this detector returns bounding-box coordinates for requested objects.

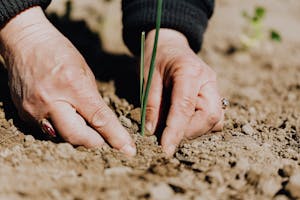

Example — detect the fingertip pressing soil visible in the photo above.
[1,0,300,199]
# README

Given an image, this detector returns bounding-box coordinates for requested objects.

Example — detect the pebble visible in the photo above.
[129,108,141,123]
[245,169,261,186]
[286,172,300,198]
[43,152,54,161]
[150,182,174,200]
[206,170,224,185]
[103,96,110,105]
[0,111,5,119]
[273,195,289,200]
[119,116,132,128]
[280,164,294,177]
[56,143,75,159]
[260,179,281,196]
[104,167,132,176]
[249,107,256,115]
[287,93,297,102]
[242,124,255,135]
[24,135,35,143]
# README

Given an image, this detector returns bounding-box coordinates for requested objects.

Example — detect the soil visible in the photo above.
[0,0,300,199]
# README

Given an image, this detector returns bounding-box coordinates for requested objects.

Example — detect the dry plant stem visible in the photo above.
[141,0,163,136]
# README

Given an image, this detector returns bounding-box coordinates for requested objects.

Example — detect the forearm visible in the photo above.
[122,0,215,55]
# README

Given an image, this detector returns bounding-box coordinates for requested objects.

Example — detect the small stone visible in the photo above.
[245,169,261,186]
[150,182,174,200]
[56,143,75,158]
[273,195,289,200]
[287,93,297,102]
[103,97,110,105]
[286,172,300,198]
[35,148,43,157]
[249,107,256,115]
[260,179,281,196]
[206,170,224,185]
[24,135,35,143]
[280,165,294,177]
[240,87,263,101]
[8,126,18,134]
[129,108,141,123]
[104,167,132,176]
[242,124,255,135]
[119,116,132,128]
[0,111,5,119]
[233,52,251,64]
[43,152,54,161]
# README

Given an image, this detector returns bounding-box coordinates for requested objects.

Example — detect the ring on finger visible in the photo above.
[221,98,229,110]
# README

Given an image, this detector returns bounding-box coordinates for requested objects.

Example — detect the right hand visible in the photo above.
[0,7,136,156]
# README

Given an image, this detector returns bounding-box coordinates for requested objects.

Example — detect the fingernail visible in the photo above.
[164,144,177,157]
[120,144,136,157]
[146,122,153,133]
[40,119,56,138]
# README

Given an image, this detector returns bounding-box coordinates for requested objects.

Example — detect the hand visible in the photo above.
[0,7,136,156]
[144,29,224,156]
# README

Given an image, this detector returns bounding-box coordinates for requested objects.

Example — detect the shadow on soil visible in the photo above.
[0,12,139,140]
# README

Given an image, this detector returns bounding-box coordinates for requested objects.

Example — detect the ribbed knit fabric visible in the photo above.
[0,0,51,27]
[122,0,215,55]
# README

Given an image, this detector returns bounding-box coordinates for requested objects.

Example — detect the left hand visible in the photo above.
[143,29,224,156]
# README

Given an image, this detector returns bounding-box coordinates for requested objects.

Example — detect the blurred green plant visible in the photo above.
[140,0,163,136]
[241,6,282,49]
[270,30,282,42]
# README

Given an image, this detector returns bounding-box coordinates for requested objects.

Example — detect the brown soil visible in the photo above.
[0,0,300,199]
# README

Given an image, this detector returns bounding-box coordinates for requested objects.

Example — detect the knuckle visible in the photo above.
[146,104,158,116]
[21,100,32,113]
[177,96,196,117]
[57,64,79,84]
[89,105,113,131]
[63,132,82,145]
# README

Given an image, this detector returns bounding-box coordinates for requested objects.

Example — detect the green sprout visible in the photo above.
[140,31,145,108]
[241,7,266,48]
[140,0,163,136]
[241,6,282,49]
[270,30,282,42]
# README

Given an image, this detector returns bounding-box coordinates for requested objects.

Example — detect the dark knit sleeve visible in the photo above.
[122,0,214,56]
[0,0,51,27]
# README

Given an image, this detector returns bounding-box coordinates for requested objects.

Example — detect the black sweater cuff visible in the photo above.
[122,0,214,56]
[0,0,51,27]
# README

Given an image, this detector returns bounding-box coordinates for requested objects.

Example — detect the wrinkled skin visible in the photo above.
[0,7,136,156]
[144,30,223,156]
[0,6,223,157]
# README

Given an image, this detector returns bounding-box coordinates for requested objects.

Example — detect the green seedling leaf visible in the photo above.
[140,0,163,136]
[140,31,145,109]
[254,7,265,22]
[270,30,282,42]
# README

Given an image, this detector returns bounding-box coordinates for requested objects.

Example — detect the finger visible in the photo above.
[76,95,136,156]
[212,110,224,132]
[145,71,163,134]
[161,75,199,156]
[49,101,105,148]
[185,82,223,138]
